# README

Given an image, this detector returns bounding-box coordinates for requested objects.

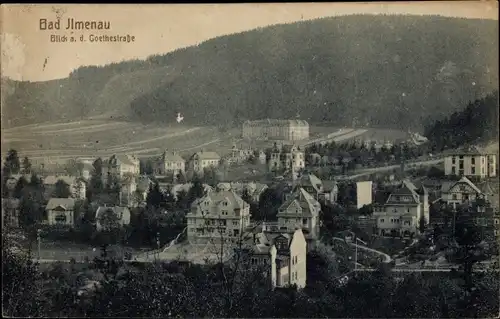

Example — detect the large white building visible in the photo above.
[242,119,309,141]
[373,180,429,237]
[187,190,251,243]
[444,146,497,178]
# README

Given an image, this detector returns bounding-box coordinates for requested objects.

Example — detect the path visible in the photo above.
[332,237,392,263]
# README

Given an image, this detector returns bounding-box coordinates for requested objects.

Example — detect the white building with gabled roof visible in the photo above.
[240,228,307,289]
[187,189,251,243]
[440,176,483,209]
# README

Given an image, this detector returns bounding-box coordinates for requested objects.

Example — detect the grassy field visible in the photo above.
[2,119,407,165]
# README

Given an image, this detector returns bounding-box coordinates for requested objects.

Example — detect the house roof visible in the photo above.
[442,176,482,194]
[46,198,76,211]
[192,151,220,160]
[387,179,422,203]
[450,145,493,156]
[299,174,323,193]
[277,188,319,218]
[107,154,138,166]
[160,151,184,163]
[196,190,248,210]
[43,175,77,185]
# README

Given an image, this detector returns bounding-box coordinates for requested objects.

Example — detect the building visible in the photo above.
[217,182,268,203]
[95,206,131,231]
[257,150,267,165]
[243,228,307,289]
[155,150,185,177]
[227,144,254,165]
[262,187,321,248]
[186,190,251,243]
[269,143,305,174]
[45,198,77,227]
[2,198,20,228]
[120,175,151,206]
[356,181,373,209]
[373,180,429,237]
[167,183,213,201]
[294,173,337,204]
[242,119,309,141]
[102,154,140,183]
[440,176,483,209]
[43,175,86,199]
[444,146,497,178]
[188,151,221,176]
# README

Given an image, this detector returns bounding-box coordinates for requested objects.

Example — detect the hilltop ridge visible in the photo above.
[2,14,498,130]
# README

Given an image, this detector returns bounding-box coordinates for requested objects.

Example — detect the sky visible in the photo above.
[1,2,498,82]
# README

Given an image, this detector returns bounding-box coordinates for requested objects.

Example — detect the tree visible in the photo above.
[146,182,164,209]
[98,208,121,232]
[13,176,29,199]
[3,149,21,175]
[53,179,72,198]
[186,178,205,206]
[21,156,32,174]
[453,222,484,289]
[418,216,427,234]
[257,187,283,221]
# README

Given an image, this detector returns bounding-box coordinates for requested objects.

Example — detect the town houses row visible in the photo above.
[2,144,499,289]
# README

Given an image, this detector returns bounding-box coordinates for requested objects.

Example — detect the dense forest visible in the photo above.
[2,15,498,129]
[425,91,499,151]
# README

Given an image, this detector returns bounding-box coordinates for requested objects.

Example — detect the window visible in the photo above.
[232,221,238,226]
[471,158,475,165]
[407,208,410,213]
[495,219,499,225]
[452,157,456,164]
[452,194,457,200]
[471,167,476,175]
[452,167,456,174]
[380,219,385,223]
[459,155,464,159]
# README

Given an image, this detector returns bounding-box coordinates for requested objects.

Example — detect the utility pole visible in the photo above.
[37,228,41,260]
[156,231,160,261]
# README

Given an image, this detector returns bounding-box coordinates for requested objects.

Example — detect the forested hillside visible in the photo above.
[425,91,499,151]
[2,15,498,129]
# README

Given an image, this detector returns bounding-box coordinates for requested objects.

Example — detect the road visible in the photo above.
[337,157,444,180]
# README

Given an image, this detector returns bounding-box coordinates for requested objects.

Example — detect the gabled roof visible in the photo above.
[195,190,248,210]
[299,174,323,193]
[46,198,76,211]
[443,176,482,194]
[160,151,184,162]
[107,154,138,166]
[387,180,421,203]
[277,188,320,218]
